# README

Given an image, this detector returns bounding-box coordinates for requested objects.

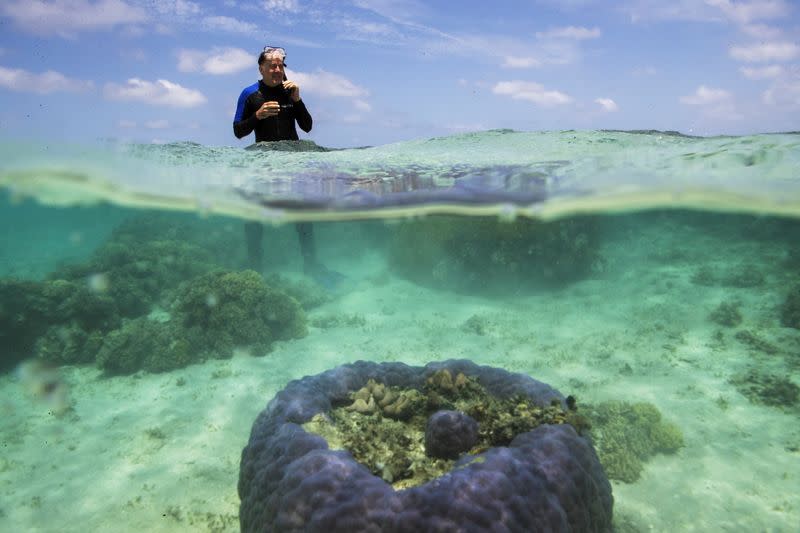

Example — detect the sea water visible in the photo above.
[0,130,799,532]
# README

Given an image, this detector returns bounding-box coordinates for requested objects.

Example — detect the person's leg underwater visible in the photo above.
[295,222,316,274]
[295,222,345,288]
[244,222,264,272]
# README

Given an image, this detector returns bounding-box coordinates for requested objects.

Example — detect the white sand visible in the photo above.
[1,220,799,532]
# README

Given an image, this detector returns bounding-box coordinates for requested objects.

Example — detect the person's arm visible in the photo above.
[283,80,312,133]
[293,99,312,133]
[233,87,258,139]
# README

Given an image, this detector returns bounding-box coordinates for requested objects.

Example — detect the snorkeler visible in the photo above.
[233,46,311,142]
[233,46,339,286]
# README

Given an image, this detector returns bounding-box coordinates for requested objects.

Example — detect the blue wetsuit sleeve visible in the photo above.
[233,84,259,139]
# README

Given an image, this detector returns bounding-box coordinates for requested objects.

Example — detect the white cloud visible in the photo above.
[763,78,800,108]
[730,42,800,62]
[104,78,207,107]
[740,23,783,39]
[352,0,431,21]
[177,48,253,75]
[202,15,258,34]
[535,26,601,40]
[492,81,572,107]
[203,49,253,75]
[705,0,790,25]
[287,68,370,99]
[680,84,743,120]
[680,85,732,105]
[595,98,619,112]
[337,16,403,44]
[502,56,542,68]
[761,65,800,107]
[0,66,94,94]
[263,0,299,11]
[117,119,137,128]
[145,119,170,129]
[740,64,784,79]
[152,0,201,16]
[623,1,719,23]
[353,99,372,112]
[1,0,146,36]
[623,0,790,25]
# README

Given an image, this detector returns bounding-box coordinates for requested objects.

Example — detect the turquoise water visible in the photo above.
[1,131,799,532]
[2,130,799,220]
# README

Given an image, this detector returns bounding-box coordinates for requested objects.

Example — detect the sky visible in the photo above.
[0,0,798,148]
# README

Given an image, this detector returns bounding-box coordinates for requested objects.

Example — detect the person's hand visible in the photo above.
[283,80,301,102]
[256,101,281,119]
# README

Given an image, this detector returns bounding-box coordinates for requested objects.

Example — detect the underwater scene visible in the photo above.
[1,131,800,532]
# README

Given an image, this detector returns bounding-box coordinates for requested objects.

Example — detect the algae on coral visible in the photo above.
[303,369,576,489]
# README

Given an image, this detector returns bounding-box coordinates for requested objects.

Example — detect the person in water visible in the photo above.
[233,46,311,142]
[233,46,334,283]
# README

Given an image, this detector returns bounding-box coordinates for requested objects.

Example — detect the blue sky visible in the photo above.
[0,0,798,148]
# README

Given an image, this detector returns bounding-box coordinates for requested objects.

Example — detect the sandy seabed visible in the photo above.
[1,217,799,533]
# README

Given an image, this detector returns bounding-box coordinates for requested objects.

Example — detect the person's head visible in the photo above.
[258,46,286,87]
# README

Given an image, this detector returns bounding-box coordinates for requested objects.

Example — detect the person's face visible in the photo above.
[259,56,285,87]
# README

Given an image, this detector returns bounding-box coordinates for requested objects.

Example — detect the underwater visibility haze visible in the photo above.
[1,130,800,532]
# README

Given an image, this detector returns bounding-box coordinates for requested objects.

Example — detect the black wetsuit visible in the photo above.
[233,80,312,142]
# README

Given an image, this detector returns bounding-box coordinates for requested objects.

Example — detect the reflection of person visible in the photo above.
[233,47,325,279]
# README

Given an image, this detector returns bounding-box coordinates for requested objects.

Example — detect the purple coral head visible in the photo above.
[425,409,479,459]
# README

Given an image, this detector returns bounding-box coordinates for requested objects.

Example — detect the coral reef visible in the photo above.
[105,210,249,271]
[0,278,120,371]
[734,330,780,355]
[690,263,765,288]
[708,301,742,327]
[52,239,216,318]
[265,273,331,310]
[345,378,425,420]
[724,264,765,288]
[387,215,601,291]
[34,324,105,366]
[172,270,307,358]
[239,359,613,532]
[311,313,366,329]
[96,317,194,375]
[2,260,309,375]
[583,400,684,483]
[781,285,800,329]
[425,410,479,459]
[729,370,800,408]
[1,211,324,376]
[1,279,56,371]
[461,314,491,335]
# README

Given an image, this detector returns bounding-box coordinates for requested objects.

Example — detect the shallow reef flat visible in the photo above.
[0,207,799,532]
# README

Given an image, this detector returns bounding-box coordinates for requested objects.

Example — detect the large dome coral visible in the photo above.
[238,360,613,532]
